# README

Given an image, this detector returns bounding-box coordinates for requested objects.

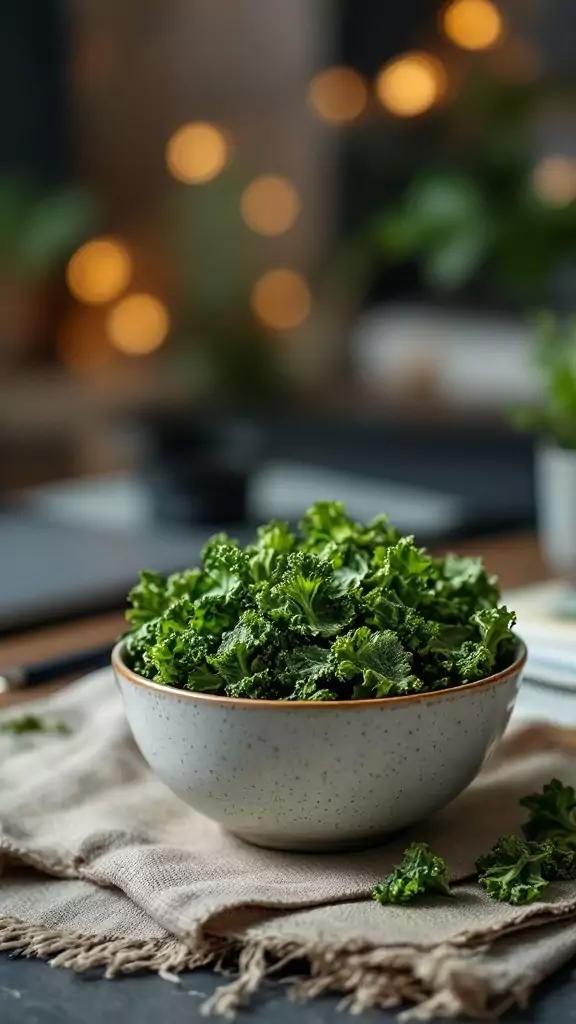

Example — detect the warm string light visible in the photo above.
[166,122,228,184]
[376,53,447,117]
[532,156,576,207]
[240,176,301,237]
[106,294,171,355]
[308,66,368,124]
[251,269,311,331]
[441,0,504,51]
[66,237,132,305]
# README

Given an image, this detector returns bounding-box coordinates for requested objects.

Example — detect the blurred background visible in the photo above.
[2,0,576,629]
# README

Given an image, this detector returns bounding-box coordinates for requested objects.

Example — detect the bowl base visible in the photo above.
[230,827,399,853]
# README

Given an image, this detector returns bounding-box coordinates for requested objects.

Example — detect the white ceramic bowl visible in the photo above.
[113,640,526,852]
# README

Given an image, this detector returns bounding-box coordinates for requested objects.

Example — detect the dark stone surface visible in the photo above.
[1,954,576,1023]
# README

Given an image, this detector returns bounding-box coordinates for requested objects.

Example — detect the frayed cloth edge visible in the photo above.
[0,916,548,1021]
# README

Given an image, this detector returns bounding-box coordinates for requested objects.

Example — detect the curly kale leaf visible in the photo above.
[165,568,209,605]
[276,645,339,700]
[324,543,371,594]
[521,779,576,851]
[202,542,249,600]
[290,682,337,701]
[188,594,239,641]
[278,643,331,684]
[472,606,516,653]
[542,842,576,880]
[475,835,553,904]
[124,619,161,678]
[373,843,451,905]
[299,501,399,556]
[365,591,468,654]
[209,611,283,698]
[370,536,437,588]
[257,552,356,637]
[126,570,168,627]
[367,538,441,615]
[431,554,501,623]
[246,521,296,582]
[225,670,279,700]
[332,627,422,698]
[147,627,222,691]
[363,594,514,688]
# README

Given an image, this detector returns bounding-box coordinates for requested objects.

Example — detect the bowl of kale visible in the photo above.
[113,502,525,850]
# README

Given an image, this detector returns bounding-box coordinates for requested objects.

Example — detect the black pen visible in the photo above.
[0,643,113,694]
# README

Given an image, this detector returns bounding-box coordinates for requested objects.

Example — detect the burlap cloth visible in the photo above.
[2,670,576,1019]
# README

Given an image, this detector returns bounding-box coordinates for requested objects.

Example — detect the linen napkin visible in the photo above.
[2,671,576,1019]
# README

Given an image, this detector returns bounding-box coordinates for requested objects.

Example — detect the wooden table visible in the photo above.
[0,532,549,710]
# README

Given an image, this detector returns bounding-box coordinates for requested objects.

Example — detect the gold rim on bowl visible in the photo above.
[112,637,527,711]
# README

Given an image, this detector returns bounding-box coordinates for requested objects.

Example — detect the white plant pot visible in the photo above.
[536,444,576,579]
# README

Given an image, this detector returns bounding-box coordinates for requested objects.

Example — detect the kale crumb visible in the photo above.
[372,843,451,905]
[0,714,71,735]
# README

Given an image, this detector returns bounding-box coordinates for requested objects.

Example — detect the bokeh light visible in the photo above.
[106,294,170,355]
[251,269,311,331]
[240,176,301,237]
[532,156,576,207]
[308,67,368,124]
[166,122,228,184]
[57,308,113,374]
[441,0,504,51]
[375,53,447,117]
[66,237,133,305]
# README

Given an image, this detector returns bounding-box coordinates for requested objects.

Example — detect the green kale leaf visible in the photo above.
[165,568,209,604]
[0,714,71,735]
[373,843,451,904]
[257,552,355,637]
[332,627,422,698]
[475,835,553,904]
[126,570,168,627]
[246,520,296,582]
[299,501,399,556]
[209,611,282,696]
[123,619,161,678]
[521,779,576,851]
[277,643,332,685]
[147,621,222,691]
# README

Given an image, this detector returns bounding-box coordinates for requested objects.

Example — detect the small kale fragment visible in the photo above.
[521,779,576,852]
[1,714,70,735]
[372,843,451,905]
[475,835,555,904]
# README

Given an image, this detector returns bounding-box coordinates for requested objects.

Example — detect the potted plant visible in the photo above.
[513,312,576,577]
[0,176,96,367]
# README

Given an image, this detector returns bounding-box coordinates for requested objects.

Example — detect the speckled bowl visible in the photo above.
[113,640,526,852]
